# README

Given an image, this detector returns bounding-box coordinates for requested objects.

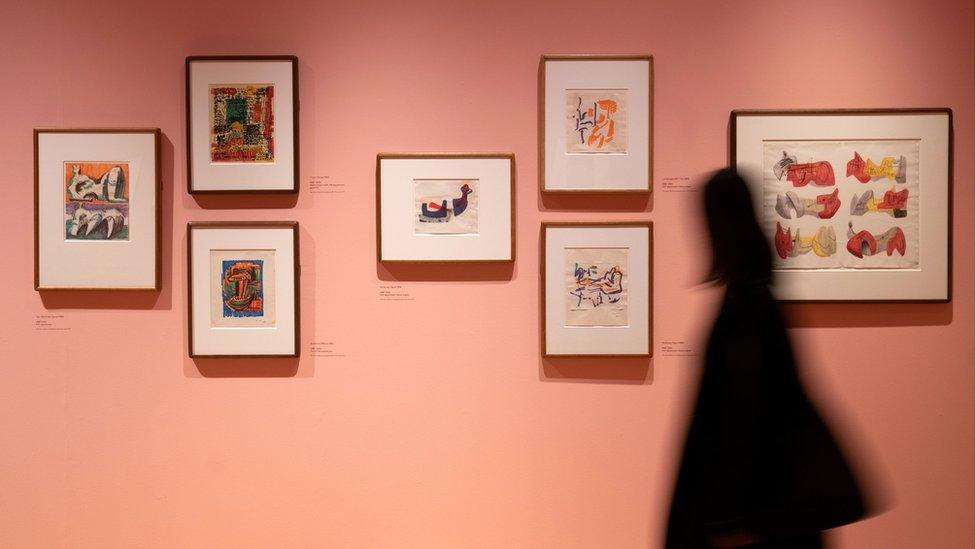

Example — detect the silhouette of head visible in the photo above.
[703,169,772,284]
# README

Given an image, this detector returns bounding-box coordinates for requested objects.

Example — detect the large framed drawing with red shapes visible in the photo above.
[731,109,951,302]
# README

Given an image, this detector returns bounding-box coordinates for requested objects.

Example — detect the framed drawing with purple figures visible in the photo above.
[377,153,515,262]
[540,55,653,192]
[34,128,161,290]
[731,109,951,302]
[186,56,298,194]
[187,222,300,357]
[542,222,652,357]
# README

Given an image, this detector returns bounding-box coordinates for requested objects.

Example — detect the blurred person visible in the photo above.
[665,169,868,548]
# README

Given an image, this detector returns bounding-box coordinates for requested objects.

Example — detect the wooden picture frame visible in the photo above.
[731,108,952,302]
[539,54,653,193]
[187,221,300,358]
[541,221,653,357]
[186,55,299,194]
[35,128,162,290]
[376,152,516,262]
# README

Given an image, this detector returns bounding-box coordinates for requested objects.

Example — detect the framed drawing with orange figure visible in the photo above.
[187,222,300,358]
[731,109,951,302]
[34,128,161,290]
[542,222,652,357]
[540,55,652,193]
[186,56,299,194]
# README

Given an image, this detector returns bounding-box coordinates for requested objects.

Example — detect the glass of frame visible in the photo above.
[186,55,299,194]
[542,222,653,357]
[187,222,300,358]
[34,128,161,290]
[376,153,515,262]
[731,108,951,302]
[540,55,653,193]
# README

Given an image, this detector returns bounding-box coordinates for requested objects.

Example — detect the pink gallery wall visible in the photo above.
[0,0,972,547]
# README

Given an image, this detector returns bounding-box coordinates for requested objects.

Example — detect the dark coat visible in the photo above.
[665,282,867,548]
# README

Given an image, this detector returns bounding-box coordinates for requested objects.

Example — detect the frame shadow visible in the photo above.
[540,356,653,385]
[539,191,653,213]
[783,301,953,328]
[377,261,516,282]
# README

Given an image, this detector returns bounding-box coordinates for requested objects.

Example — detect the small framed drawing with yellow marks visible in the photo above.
[186,56,299,194]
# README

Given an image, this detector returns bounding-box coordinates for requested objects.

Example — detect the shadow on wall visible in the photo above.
[783,301,953,328]
[190,193,299,210]
[539,191,653,213]
[540,356,653,385]
[191,356,300,378]
[377,261,516,282]
[39,289,165,310]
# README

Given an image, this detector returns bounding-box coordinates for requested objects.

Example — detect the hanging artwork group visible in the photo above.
[32,52,954,362]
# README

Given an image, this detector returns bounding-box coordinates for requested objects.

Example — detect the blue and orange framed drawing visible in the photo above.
[377,153,515,262]
[187,221,300,357]
[542,222,652,357]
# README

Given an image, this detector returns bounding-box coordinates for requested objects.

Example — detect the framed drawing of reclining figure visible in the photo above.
[542,222,653,357]
[34,128,161,290]
[731,108,951,302]
[187,221,300,358]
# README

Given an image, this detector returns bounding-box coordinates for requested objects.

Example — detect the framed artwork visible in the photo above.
[731,108,952,302]
[187,222,300,357]
[186,55,299,194]
[376,153,515,262]
[34,128,161,290]
[542,222,653,357]
[540,55,653,193]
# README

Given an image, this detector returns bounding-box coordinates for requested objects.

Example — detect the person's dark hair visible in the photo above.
[703,168,773,284]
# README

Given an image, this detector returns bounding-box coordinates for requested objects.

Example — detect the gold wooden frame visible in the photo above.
[538,54,653,193]
[541,221,654,357]
[376,152,516,263]
[730,108,953,303]
[34,128,162,291]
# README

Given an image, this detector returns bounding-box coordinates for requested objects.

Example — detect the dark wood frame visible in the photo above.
[541,221,653,357]
[34,128,162,291]
[187,221,301,358]
[185,55,300,195]
[730,108,953,303]
[376,152,516,263]
[538,54,654,194]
